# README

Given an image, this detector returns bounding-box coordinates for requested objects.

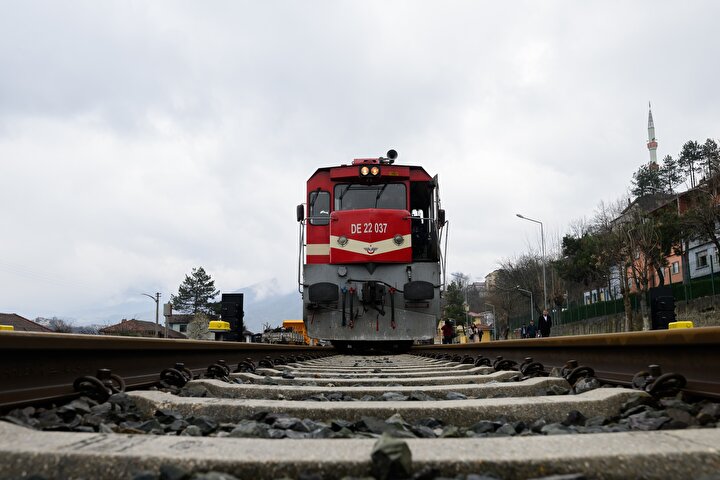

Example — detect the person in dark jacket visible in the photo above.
[441,320,454,344]
[526,319,537,338]
[538,309,552,337]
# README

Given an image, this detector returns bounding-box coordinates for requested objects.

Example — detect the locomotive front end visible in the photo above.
[298,151,445,351]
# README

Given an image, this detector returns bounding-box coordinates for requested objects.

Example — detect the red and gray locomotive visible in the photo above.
[296,150,446,351]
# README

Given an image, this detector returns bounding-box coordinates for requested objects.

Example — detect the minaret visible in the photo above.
[647,102,658,164]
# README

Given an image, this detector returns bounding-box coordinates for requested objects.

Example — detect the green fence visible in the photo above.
[507,272,719,331]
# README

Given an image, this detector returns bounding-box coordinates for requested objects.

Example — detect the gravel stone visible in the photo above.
[415,417,443,429]
[310,426,335,439]
[108,392,135,410]
[700,403,720,419]
[306,394,329,402]
[440,425,463,438]
[180,384,210,398]
[138,419,163,433]
[180,425,203,436]
[408,391,437,401]
[666,408,694,426]
[65,399,93,415]
[584,415,609,427]
[98,423,115,433]
[371,434,412,480]
[385,413,411,429]
[190,416,218,435]
[445,392,467,400]
[228,420,269,438]
[356,417,391,434]
[574,377,601,394]
[133,472,158,480]
[190,472,240,480]
[272,416,303,430]
[540,423,573,435]
[659,398,694,412]
[470,421,496,434]
[410,425,437,438]
[546,385,571,396]
[562,410,587,427]
[285,430,310,439]
[159,464,190,480]
[331,419,354,431]
[381,392,409,401]
[622,393,654,410]
[495,423,517,436]
[627,411,669,431]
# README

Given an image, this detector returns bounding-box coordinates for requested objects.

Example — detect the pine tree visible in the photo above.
[701,138,720,177]
[443,280,466,325]
[659,155,684,193]
[631,162,664,197]
[170,267,220,315]
[678,140,703,188]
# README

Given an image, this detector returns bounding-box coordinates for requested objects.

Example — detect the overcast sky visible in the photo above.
[2,1,719,325]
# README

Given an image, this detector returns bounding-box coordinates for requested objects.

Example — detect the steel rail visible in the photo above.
[412,327,720,399]
[0,332,329,409]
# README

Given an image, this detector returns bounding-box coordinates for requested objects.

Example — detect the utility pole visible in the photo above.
[142,292,161,337]
[516,214,547,309]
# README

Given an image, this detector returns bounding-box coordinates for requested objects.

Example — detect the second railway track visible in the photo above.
[1,330,720,479]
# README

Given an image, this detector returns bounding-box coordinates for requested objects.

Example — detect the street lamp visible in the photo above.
[141,292,161,338]
[516,286,534,325]
[484,302,496,340]
[516,213,547,309]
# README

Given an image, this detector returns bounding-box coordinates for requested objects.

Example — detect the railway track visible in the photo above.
[1,329,720,479]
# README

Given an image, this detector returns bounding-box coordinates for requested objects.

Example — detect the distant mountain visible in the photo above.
[53,278,302,333]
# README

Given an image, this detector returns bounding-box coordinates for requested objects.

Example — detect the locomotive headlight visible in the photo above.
[370,166,380,176]
[360,166,370,176]
[337,235,348,246]
[393,234,404,245]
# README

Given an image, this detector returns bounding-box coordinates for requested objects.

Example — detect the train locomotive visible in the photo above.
[296,150,447,351]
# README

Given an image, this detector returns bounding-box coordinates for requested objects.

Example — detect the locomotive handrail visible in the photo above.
[297,217,306,294]
[439,220,449,292]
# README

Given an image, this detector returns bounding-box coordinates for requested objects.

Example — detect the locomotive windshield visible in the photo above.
[334,183,406,211]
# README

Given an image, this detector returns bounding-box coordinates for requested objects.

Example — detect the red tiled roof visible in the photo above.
[99,319,186,339]
[0,313,54,332]
[166,314,195,325]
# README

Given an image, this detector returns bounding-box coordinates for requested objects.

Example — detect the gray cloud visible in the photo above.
[1,1,719,323]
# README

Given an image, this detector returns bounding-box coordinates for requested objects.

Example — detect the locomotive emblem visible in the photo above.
[365,246,378,254]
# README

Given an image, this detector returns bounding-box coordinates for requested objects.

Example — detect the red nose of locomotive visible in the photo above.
[329,209,411,264]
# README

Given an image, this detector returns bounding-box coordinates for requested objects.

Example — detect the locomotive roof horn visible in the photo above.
[381,149,397,164]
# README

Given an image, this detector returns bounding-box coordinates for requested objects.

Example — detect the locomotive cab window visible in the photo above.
[309,191,330,225]
[334,183,406,211]
[410,181,438,262]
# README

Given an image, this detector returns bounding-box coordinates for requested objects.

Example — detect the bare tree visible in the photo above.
[47,317,74,333]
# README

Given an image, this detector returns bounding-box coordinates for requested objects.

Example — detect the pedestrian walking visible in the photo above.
[441,320,455,344]
[469,323,478,343]
[538,309,552,337]
[526,319,537,339]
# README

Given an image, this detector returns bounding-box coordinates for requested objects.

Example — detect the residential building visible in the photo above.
[99,318,186,338]
[0,313,54,332]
